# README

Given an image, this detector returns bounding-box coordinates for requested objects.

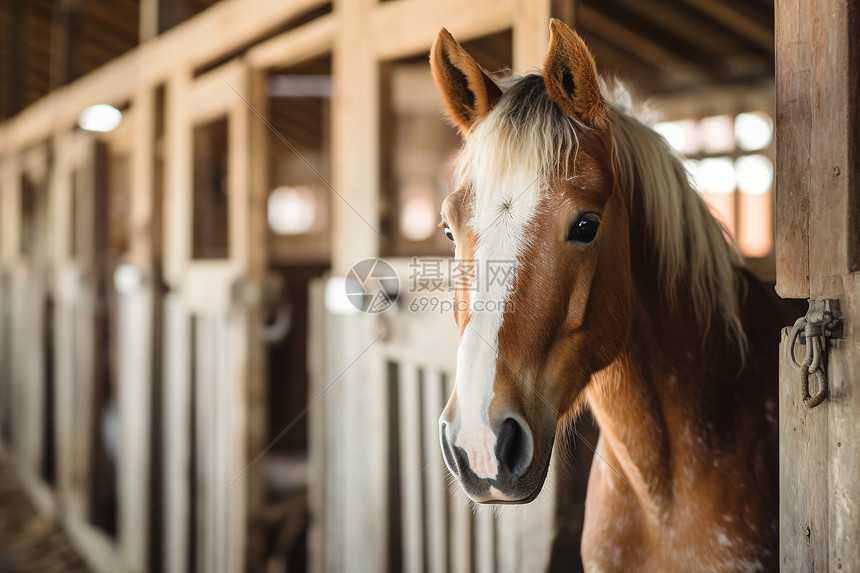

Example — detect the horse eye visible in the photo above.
[567,216,600,243]
[443,226,455,241]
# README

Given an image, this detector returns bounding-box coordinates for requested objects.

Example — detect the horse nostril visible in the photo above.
[440,424,462,477]
[496,418,532,476]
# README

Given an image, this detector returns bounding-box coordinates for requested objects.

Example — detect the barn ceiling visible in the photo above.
[577,0,774,93]
[0,0,774,122]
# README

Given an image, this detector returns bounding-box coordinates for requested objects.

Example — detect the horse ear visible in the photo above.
[543,19,607,129]
[430,28,502,136]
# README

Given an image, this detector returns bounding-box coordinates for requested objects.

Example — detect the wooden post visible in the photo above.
[776,0,860,569]
[513,0,575,71]
[115,90,156,573]
[328,1,389,571]
[139,0,159,43]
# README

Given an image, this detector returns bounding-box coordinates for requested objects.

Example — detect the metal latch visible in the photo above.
[788,299,843,408]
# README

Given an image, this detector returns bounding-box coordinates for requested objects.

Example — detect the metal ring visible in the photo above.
[788,317,807,369]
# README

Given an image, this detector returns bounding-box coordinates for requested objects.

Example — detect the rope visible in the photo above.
[788,316,828,408]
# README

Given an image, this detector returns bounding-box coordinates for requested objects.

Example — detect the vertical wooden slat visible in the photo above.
[774,0,810,298]
[163,295,190,573]
[116,284,153,573]
[225,311,248,573]
[213,316,231,573]
[195,315,214,573]
[807,0,849,298]
[446,369,471,573]
[398,362,424,573]
[474,508,495,573]
[806,0,860,570]
[422,368,447,573]
[323,310,347,573]
[495,510,516,573]
[518,453,558,573]
[306,279,327,573]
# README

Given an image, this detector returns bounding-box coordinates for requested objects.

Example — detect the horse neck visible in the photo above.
[585,250,744,517]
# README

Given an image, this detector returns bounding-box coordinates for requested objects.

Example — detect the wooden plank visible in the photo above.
[186,59,246,126]
[163,69,193,289]
[398,362,424,573]
[678,0,774,51]
[807,0,849,298]
[226,63,250,274]
[306,279,327,573]
[496,510,517,573]
[162,294,190,573]
[614,0,766,58]
[516,453,557,572]
[774,0,810,298]
[578,5,708,82]
[242,66,269,573]
[128,89,155,269]
[370,0,514,61]
[223,312,248,573]
[246,14,336,70]
[422,368,447,573]
[475,507,495,573]
[116,285,153,573]
[805,0,860,570]
[194,315,214,573]
[779,326,826,569]
[824,279,860,569]
[448,493,472,573]
[0,156,18,262]
[445,368,471,573]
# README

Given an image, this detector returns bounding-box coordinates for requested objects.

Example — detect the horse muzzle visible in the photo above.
[439,413,551,503]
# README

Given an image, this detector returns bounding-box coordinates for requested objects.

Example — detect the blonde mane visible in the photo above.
[454,73,746,352]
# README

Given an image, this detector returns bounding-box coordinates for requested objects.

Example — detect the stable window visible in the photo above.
[655,110,775,264]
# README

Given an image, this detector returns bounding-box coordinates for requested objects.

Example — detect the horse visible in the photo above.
[430,19,789,572]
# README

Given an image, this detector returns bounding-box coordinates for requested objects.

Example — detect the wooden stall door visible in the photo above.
[51,130,126,572]
[162,59,264,573]
[776,0,860,569]
[3,144,54,514]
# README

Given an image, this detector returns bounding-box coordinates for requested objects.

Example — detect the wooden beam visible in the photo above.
[370,0,514,61]
[578,5,709,83]
[576,31,661,92]
[246,13,335,70]
[614,0,767,59]
[679,0,774,51]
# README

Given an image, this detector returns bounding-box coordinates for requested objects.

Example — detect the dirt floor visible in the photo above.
[0,457,90,573]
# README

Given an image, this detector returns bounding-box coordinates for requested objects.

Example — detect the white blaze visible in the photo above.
[451,157,542,480]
